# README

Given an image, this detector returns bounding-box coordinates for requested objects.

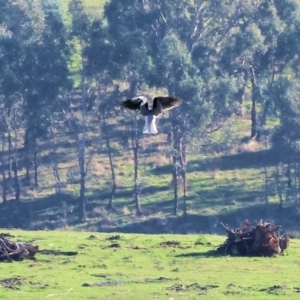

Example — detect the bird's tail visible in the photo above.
[143,115,158,134]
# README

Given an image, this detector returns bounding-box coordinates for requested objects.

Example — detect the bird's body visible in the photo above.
[120,95,182,134]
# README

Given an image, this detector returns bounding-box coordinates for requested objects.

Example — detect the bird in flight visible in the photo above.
[120,95,182,134]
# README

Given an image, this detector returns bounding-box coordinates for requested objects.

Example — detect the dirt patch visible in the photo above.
[168,283,218,292]
[106,235,121,241]
[260,285,287,293]
[91,274,108,278]
[28,263,40,268]
[39,250,78,256]
[82,276,178,287]
[0,277,25,289]
[104,243,120,248]
[130,245,146,250]
[160,240,181,247]
[28,281,49,289]
[224,283,254,295]
[87,235,98,240]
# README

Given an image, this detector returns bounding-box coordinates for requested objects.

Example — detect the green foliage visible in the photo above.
[2,0,300,228]
[194,235,211,246]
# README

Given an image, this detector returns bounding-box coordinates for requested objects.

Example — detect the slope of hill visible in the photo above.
[0,0,297,235]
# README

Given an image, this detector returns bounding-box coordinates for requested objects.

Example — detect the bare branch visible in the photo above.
[207,124,223,134]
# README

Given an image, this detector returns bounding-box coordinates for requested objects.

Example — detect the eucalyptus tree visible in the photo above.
[220,0,300,139]
[98,89,119,211]
[21,1,71,187]
[67,0,113,221]
[102,0,239,215]
[0,0,31,201]
[2,0,70,189]
[82,4,149,214]
[269,77,300,211]
[0,0,70,202]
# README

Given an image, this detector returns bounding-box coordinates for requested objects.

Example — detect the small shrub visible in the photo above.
[194,235,212,246]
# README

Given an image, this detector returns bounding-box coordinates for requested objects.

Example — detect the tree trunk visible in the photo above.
[250,67,258,138]
[13,110,20,202]
[78,116,87,222]
[172,155,179,216]
[171,122,180,216]
[34,148,38,188]
[7,132,12,180]
[258,99,270,138]
[105,126,117,210]
[132,116,142,215]
[24,128,31,184]
[12,157,20,202]
[53,163,61,194]
[180,135,187,219]
[1,133,7,204]
[2,171,7,205]
[127,80,142,215]
[78,165,86,222]
[49,126,61,195]
[236,72,248,116]
[275,164,283,211]
[257,67,276,140]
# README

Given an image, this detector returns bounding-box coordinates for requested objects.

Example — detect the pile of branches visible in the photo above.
[0,234,39,262]
[217,219,289,257]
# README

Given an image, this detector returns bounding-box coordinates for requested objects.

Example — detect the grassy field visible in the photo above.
[0,230,299,300]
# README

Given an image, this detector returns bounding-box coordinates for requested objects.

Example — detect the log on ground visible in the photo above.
[0,234,39,262]
[217,219,289,257]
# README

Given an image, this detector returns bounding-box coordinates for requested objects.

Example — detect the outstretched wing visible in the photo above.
[120,98,143,111]
[154,97,182,111]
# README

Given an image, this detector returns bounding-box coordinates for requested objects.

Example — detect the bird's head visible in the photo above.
[132,96,153,110]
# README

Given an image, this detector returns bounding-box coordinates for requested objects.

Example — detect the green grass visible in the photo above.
[3,113,286,232]
[0,230,299,300]
[62,0,107,18]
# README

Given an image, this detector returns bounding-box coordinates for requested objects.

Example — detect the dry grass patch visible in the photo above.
[143,155,170,167]
[122,206,131,216]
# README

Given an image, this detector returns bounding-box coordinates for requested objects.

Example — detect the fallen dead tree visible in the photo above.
[217,219,289,257]
[0,234,39,262]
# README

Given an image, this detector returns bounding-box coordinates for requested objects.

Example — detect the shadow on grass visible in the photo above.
[0,181,298,235]
[151,148,282,176]
[175,250,220,258]
[89,202,298,235]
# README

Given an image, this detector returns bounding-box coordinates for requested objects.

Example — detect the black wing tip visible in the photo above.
[119,100,127,107]
[170,96,182,103]
[120,99,141,110]
[167,96,183,107]
[154,96,182,102]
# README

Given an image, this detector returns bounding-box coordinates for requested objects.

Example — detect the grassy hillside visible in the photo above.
[60,0,107,19]
[1,0,296,235]
[4,106,286,234]
[0,93,289,233]
[0,230,299,300]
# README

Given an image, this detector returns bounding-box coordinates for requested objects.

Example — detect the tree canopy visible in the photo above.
[1,0,300,221]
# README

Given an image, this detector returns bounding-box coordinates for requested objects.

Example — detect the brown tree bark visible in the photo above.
[250,67,258,138]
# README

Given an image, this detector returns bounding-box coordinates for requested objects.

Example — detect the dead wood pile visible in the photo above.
[0,234,39,262]
[217,219,289,257]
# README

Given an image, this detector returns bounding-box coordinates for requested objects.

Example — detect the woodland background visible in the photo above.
[1,0,300,233]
